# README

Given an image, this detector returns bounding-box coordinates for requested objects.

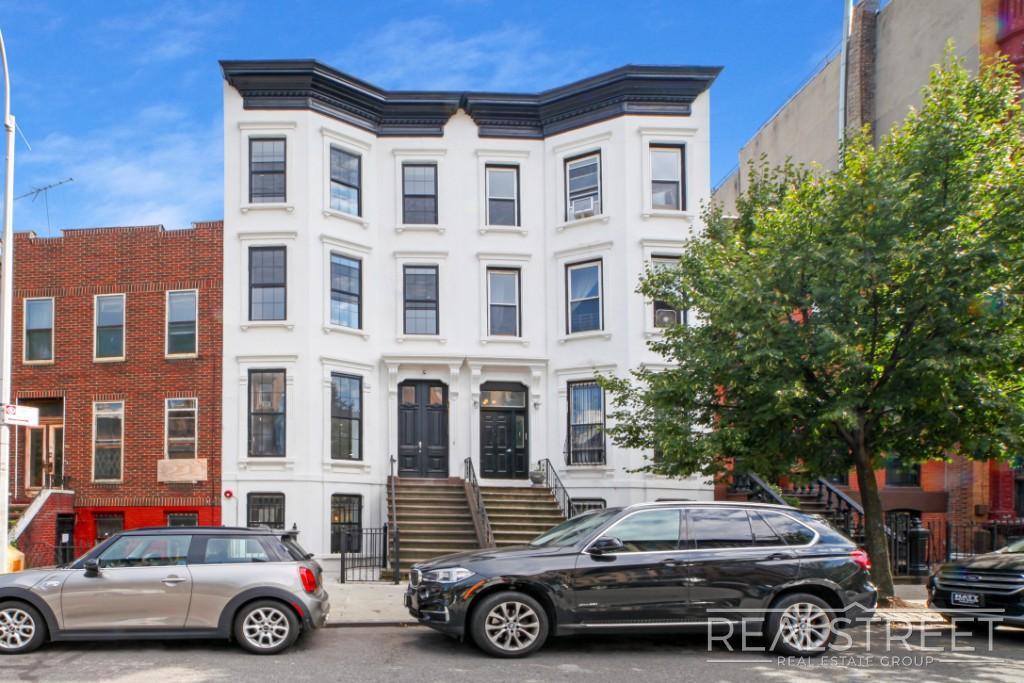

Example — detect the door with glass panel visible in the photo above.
[480,383,528,479]
[397,381,448,477]
[24,424,64,491]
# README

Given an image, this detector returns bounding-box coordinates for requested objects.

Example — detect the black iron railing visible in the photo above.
[730,472,788,506]
[338,526,390,583]
[538,458,572,519]
[787,477,866,540]
[388,455,400,584]
[463,457,495,548]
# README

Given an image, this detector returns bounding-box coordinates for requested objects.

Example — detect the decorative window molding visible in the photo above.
[393,149,446,233]
[638,126,698,220]
[239,124,296,212]
[321,127,372,227]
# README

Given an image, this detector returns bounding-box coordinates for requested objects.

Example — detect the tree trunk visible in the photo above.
[852,440,896,601]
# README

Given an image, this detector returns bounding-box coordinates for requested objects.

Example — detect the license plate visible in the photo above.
[951,592,982,607]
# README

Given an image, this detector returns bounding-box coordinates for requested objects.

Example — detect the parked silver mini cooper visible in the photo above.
[0,526,329,655]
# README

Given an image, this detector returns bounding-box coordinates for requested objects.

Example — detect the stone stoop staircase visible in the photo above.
[8,503,28,531]
[387,478,479,575]
[481,486,565,547]
[783,488,834,518]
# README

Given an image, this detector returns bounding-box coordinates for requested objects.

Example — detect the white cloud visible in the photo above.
[96,2,237,64]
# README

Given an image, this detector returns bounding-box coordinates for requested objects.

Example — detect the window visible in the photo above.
[487,269,520,336]
[885,458,921,487]
[403,265,439,335]
[651,256,687,328]
[24,298,53,362]
[94,513,124,542]
[166,398,197,459]
[166,290,198,355]
[402,163,437,224]
[756,511,816,546]
[330,254,361,329]
[95,294,125,359]
[749,511,782,546]
[247,492,285,529]
[331,494,362,554]
[570,498,606,517]
[330,146,361,215]
[248,370,286,457]
[602,509,681,552]
[565,152,601,220]
[687,508,755,549]
[203,536,272,564]
[93,401,124,481]
[249,247,286,321]
[567,380,605,465]
[167,512,199,527]
[566,261,602,333]
[331,374,362,460]
[249,138,286,203]
[97,535,190,568]
[651,145,685,211]
[485,165,519,226]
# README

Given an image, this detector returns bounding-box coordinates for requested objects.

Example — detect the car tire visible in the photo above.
[469,591,549,658]
[233,600,300,655]
[0,600,47,655]
[766,593,836,656]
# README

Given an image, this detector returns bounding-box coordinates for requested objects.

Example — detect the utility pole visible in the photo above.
[837,0,853,153]
[0,28,15,573]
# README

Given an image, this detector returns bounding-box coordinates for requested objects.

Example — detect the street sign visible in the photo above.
[2,404,38,426]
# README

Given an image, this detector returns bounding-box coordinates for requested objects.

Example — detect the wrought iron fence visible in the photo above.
[888,518,1024,576]
[337,525,391,583]
[14,540,92,569]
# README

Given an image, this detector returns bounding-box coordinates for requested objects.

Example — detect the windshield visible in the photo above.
[529,509,619,548]
[1003,539,1024,553]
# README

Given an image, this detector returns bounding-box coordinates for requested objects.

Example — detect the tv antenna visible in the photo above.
[15,177,73,235]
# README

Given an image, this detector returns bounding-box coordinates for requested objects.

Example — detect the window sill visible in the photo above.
[558,330,611,344]
[396,334,447,344]
[23,359,55,366]
[479,225,528,236]
[323,460,372,473]
[481,336,529,347]
[395,224,445,234]
[238,458,295,471]
[93,357,125,364]
[322,324,370,340]
[92,479,124,485]
[240,203,294,214]
[322,208,370,228]
[641,209,695,221]
[165,353,199,360]
[240,321,295,331]
[555,214,610,232]
[562,465,615,477]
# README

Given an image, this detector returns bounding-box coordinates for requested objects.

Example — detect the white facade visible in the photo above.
[220,62,719,556]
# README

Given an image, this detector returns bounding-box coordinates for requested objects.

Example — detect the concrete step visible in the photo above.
[390,495,469,506]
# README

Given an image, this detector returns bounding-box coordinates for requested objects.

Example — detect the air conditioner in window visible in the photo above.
[571,196,596,219]
[655,308,679,328]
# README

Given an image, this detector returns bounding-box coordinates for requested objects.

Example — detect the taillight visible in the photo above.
[850,549,871,571]
[299,566,317,593]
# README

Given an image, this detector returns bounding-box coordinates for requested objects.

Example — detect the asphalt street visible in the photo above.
[3,624,1024,683]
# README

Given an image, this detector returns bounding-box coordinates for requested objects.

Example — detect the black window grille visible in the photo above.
[331,494,362,553]
[247,492,285,529]
[567,381,605,465]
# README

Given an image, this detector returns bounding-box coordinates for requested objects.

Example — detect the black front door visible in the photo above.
[481,410,528,478]
[397,381,448,477]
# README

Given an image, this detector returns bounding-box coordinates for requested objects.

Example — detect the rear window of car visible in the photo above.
[757,511,816,545]
[280,536,312,560]
[201,536,275,564]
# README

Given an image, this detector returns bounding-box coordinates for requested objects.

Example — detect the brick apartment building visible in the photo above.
[8,222,223,565]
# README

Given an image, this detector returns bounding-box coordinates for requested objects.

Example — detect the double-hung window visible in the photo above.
[330,373,362,460]
[403,265,439,335]
[24,298,53,362]
[249,370,286,457]
[651,256,687,328]
[487,268,520,336]
[93,401,124,481]
[247,493,285,529]
[565,152,601,220]
[402,164,437,225]
[566,260,602,334]
[95,294,125,360]
[166,398,197,459]
[330,254,361,329]
[330,147,361,215]
[650,145,685,211]
[485,165,518,226]
[567,381,605,465]
[249,247,286,321]
[249,138,286,203]
[331,494,362,553]
[167,290,198,355]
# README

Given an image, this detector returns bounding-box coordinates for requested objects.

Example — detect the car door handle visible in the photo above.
[660,559,682,567]
[161,575,187,585]
[766,552,796,561]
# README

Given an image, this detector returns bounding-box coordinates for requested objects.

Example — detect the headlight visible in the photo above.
[422,567,475,584]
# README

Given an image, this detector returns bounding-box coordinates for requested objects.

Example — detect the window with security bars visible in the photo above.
[167,512,199,527]
[93,401,124,481]
[331,374,361,460]
[331,494,362,553]
[330,146,361,215]
[570,498,606,517]
[330,254,361,329]
[167,290,198,355]
[403,265,439,335]
[249,138,286,203]
[94,513,124,542]
[24,298,53,362]
[249,370,285,457]
[567,381,605,465]
[247,493,285,529]
[249,247,286,321]
[402,163,437,224]
[166,398,197,459]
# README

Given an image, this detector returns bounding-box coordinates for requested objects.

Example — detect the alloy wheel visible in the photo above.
[241,606,291,650]
[0,607,35,651]
[778,601,831,652]
[483,601,541,652]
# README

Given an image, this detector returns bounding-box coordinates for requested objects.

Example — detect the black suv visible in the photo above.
[405,502,876,657]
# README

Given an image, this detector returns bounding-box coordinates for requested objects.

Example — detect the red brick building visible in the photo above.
[8,222,223,565]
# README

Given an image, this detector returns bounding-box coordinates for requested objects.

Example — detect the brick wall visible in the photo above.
[14,491,74,567]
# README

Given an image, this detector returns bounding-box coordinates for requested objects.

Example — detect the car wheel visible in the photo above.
[767,593,835,656]
[469,591,549,658]
[0,601,47,655]
[233,600,300,655]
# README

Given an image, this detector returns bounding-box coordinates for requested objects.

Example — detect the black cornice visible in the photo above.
[220,60,722,139]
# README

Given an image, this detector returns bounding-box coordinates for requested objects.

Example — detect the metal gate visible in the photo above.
[337,525,392,583]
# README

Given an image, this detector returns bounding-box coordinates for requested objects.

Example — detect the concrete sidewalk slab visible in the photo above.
[325,581,415,626]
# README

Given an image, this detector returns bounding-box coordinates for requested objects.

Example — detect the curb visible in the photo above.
[325,620,418,628]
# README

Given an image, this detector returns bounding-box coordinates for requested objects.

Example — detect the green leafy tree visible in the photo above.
[601,51,1024,599]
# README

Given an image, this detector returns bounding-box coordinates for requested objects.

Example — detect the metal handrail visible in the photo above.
[788,477,867,540]
[389,455,400,584]
[538,458,572,519]
[463,457,495,548]
[731,471,789,506]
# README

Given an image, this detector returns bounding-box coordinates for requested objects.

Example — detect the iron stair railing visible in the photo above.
[538,458,572,519]
[790,477,867,540]
[730,471,789,506]
[388,455,400,584]
[463,457,495,548]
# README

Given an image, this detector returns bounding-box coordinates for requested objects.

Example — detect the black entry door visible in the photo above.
[397,381,448,477]
[481,409,528,478]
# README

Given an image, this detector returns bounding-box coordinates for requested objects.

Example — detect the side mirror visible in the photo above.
[589,536,625,556]
[83,559,101,577]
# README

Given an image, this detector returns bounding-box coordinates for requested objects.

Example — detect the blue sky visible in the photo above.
[1,0,844,234]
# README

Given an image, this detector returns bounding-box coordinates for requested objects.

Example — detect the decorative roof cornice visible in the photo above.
[220,60,721,139]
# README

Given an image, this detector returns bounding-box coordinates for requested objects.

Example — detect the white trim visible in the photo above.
[553,240,614,261]
[322,132,369,224]
[639,127,696,218]
[320,358,373,467]
[165,289,199,358]
[323,245,365,336]
[484,266,521,339]
[93,293,126,362]
[238,121,297,131]
[394,150,445,231]
[551,131,613,155]
[22,296,54,364]
[395,253,446,341]
[240,130,293,212]
[242,242,291,329]
[320,234,371,254]
[555,213,610,232]
[237,231,298,242]
[565,260,604,336]
[323,208,370,228]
